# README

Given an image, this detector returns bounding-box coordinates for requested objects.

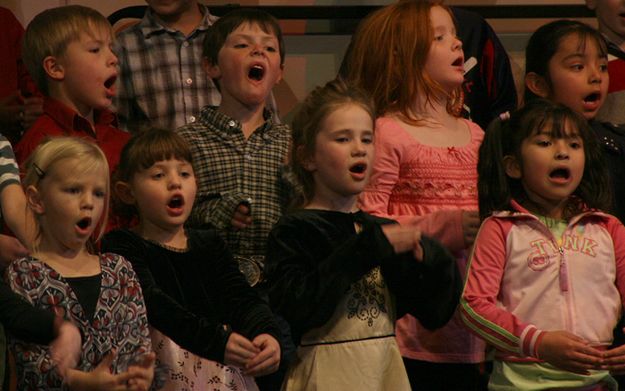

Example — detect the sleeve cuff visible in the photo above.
[520,325,545,358]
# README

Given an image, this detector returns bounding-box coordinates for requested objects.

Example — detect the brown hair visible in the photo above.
[345,0,462,124]
[291,79,375,207]
[113,128,194,222]
[203,8,285,66]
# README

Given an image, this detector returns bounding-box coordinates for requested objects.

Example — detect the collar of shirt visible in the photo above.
[141,4,216,39]
[199,106,280,140]
[43,96,118,137]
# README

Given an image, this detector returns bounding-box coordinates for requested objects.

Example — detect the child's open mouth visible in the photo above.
[350,163,366,174]
[349,163,367,179]
[248,65,265,81]
[584,93,600,103]
[168,195,184,209]
[452,57,464,67]
[76,217,92,233]
[549,168,571,182]
[104,75,117,96]
[167,195,185,217]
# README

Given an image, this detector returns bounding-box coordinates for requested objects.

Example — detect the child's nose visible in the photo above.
[554,142,570,160]
[453,36,463,51]
[81,194,94,209]
[168,175,182,189]
[251,44,265,56]
[352,141,367,156]
[109,50,119,67]
[589,65,603,84]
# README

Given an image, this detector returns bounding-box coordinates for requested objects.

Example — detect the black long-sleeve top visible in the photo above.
[263,209,461,344]
[102,228,281,363]
[0,279,55,344]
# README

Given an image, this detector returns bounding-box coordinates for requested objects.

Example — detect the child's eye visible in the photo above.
[434,35,444,42]
[536,140,551,147]
[66,187,81,194]
[234,43,248,49]
[570,64,583,71]
[600,64,608,72]
[336,137,349,143]
[152,172,164,179]
[362,136,373,144]
[180,171,192,178]
[94,190,106,198]
[570,141,582,149]
[266,46,277,52]
[89,47,100,54]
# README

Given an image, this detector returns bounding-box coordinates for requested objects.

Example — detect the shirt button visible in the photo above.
[183,41,190,47]
[186,78,193,85]
[189,116,196,123]
[228,120,236,127]
[244,154,252,160]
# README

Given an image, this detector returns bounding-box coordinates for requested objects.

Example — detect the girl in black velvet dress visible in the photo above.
[263,79,461,391]
[102,129,281,391]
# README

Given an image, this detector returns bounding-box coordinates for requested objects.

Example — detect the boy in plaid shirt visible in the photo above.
[178,8,290,268]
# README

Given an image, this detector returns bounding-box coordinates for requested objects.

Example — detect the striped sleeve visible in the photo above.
[460,217,544,358]
[0,135,20,194]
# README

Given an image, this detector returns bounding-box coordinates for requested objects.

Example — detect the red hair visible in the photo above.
[345,0,463,124]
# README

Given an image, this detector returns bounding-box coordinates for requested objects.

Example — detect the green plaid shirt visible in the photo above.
[178,106,292,260]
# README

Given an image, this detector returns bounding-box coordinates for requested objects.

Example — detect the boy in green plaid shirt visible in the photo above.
[178,8,290,271]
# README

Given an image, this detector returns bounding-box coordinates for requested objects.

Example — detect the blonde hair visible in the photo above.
[23,137,110,250]
[345,0,463,124]
[22,5,113,96]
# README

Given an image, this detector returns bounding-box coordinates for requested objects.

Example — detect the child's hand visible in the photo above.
[461,210,480,247]
[599,342,625,374]
[50,318,82,379]
[126,352,156,391]
[224,331,260,368]
[231,202,252,230]
[381,224,423,261]
[65,350,137,391]
[537,330,604,374]
[245,334,281,377]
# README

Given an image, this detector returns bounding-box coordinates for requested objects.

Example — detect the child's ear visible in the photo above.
[203,57,221,80]
[503,155,522,179]
[525,72,550,98]
[114,181,136,205]
[296,145,316,171]
[25,186,45,214]
[275,63,284,85]
[42,55,65,82]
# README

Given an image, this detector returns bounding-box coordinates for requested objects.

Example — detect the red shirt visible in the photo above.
[15,97,130,174]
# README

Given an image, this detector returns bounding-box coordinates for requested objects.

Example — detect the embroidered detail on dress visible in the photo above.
[346,268,387,327]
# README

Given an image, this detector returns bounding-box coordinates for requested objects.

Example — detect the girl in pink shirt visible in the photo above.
[462,98,625,390]
[346,1,485,389]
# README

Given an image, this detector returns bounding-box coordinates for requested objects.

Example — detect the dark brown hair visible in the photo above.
[113,128,193,221]
[203,8,285,66]
[478,99,610,220]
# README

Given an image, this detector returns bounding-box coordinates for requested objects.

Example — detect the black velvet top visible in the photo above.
[102,228,280,363]
[263,209,461,344]
[0,279,55,344]
[591,120,625,223]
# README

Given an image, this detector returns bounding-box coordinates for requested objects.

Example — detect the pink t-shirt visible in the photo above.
[359,116,485,363]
